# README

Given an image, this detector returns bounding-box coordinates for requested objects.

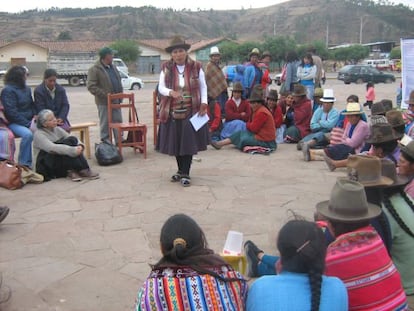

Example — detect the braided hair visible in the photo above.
[382,189,414,238]
[277,220,326,311]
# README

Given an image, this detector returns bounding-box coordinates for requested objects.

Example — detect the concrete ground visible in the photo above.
[0,75,402,310]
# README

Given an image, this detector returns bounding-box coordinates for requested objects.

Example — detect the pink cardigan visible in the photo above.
[366,87,375,101]
[342,120,369,153]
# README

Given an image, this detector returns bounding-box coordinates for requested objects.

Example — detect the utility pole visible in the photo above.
[326,21,329,48]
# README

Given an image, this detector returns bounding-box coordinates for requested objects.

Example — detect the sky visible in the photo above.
[1,0,412,13]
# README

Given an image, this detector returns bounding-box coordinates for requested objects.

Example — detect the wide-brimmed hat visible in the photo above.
[232,82,243,93]
[320,89,336,103]
[209,46,220,56]
[314,88,323,98]
[366,123,397,144]
[370,115,388,126]
[386,110,405,128]
[371,102,386,116]
[261,50,271,59]
[165,36,191,53]
[381,158,409,188]
[292,84,307,97]
[341,102,362,115]
[405,90,414,105]
[346,154,393,187]
[99,47,116,58]
[248,85,265,103]
[249,48,260,58]
[316,178,382,223]
[381,99,393,112]
[267,89,278,101]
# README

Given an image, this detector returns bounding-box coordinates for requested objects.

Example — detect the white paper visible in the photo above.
[190,113,209,131]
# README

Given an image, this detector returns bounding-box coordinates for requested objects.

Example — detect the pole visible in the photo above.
[359,16,363,44]
[326,21,329,48]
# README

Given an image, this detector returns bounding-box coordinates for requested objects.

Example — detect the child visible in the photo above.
[363,82,375,109]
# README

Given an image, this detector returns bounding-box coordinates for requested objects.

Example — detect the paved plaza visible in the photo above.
[0,75,401,310]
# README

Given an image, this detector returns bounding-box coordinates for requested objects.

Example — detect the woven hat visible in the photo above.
[314,88,324,98]
[370,115,388,126]
[249,48,260,58]
[386,110,405,128]
[346,155,393,187]
[380,158,409,188]
[366,123,397,144]
[320,89,336,103]
[405,90,414,105]
[316,178,382,223]
[248,85,265,103]
[165,36,191,53]
[371,102,386,116]
[209,46,220,56]
[401,140,414,159]
[341,102,362,115]
[99,47,116,58]
[267,89,278,101]
[292,84,307,97]
[232,82,243,93]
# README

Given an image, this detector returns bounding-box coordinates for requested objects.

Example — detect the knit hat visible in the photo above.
[165,36,191,53]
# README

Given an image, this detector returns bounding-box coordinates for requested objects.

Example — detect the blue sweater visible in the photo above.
[0,84,35,127]
[310,106,339,132]
[246,272,348,311]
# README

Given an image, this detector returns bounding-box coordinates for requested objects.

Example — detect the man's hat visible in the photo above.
[346,155,393,187]
[267,89,278,101]
[165,36,191,53]
[99,47,116,58]
[261,51,271,59]
[232,82,243,93]
[248,85,265,103]
[314,88,324,98]
[249,48,260,58]
[405,90,414,105]
[366,123,398,144]
[292,84,307,97]
[316,178,382,223]
[320,89,336,103]
[380,158,409,188]
[401,140,414,159]
[371,102,386,116]
[341,102,363,115]
[209,46,220,56]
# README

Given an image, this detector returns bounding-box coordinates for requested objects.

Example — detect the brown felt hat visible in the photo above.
[292,84,307,97]
[386,110,405,128]
[371,102,386,116]
[380,158,409,188]
[316,178,382,223]
[267,89,278,101]
[346,154,393,187]
[165,36,191,53]
[248,85,265,103]
[400,140,414,159]
[366,123,398,144]
[232,82,243,93]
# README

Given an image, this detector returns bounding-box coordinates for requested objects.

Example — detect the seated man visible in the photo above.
[301,89,339,161]
[244,179,408,311]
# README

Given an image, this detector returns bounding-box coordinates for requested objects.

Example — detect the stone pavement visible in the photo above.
[0,78,400,310]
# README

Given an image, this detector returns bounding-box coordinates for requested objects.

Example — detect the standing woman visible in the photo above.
[156,36,209,187]
[297,53,317,107]
[282,50,300,92]
[34,69,71,132]
[0,66,35,168]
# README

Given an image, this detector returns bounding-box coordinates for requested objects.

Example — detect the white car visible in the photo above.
[120,72,144,90]
[0,68,7,77]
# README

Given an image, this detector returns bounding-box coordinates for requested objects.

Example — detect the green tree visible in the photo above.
[218,41,239,64]
[110,40,140,63]
[332,45,369,62]
[389,46,401,60]
[57,31,72,40]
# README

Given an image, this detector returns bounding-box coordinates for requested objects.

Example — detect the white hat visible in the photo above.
[210,46,220,56]
[320,89,336,103]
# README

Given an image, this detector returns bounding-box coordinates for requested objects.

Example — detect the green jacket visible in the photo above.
[87,60,122,106]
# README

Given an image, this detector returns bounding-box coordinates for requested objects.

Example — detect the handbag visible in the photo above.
[0,160,23,190]
[95,140,123,166]
[21,166,44,184]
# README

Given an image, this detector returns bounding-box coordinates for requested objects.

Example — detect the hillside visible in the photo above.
[0,0,413,45]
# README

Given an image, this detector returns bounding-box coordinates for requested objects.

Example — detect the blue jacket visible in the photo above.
[243,63,262,98]
[34,82,70,123]
[0,84,35,127]
[310,106,339,132]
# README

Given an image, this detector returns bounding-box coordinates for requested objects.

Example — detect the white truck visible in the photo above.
[48,53,128,86]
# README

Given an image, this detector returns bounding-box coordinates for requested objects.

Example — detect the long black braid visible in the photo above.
[308,269,323,311]
[382,190,414,238]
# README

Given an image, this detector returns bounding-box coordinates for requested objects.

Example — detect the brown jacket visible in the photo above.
[87,60,122,105]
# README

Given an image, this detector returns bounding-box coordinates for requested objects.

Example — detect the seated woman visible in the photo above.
[399,140,414,197]
[135,213,247,310]
[211,85,276,151]
[0,101,15,161]
[33,109,99,182]
[0,66,35,168]
[266,89,283,144]
[34,69,71,132]
[246,219,348,311]
[220,82,251,139]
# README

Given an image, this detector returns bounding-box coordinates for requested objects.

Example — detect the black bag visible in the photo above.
[95,140,122,166]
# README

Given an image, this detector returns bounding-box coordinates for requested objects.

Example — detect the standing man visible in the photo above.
[243,48,263,99]
[205,46,228,116]
[308,46,323,88]
[87,47,123,142]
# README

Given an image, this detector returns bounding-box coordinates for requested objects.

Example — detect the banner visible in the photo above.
[401,38,414,109]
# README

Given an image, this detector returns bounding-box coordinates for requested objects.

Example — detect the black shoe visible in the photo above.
[244,240,262,277]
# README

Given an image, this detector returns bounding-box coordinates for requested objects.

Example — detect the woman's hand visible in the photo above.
[56,118,64,125]
[198,103,208,116]
[169,90,182,99]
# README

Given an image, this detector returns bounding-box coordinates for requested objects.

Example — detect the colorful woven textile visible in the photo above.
[136,265,247,311]
[325,226,407,311]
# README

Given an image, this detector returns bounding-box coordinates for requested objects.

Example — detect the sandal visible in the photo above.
[170,172,182,182]
[180,176,191,187]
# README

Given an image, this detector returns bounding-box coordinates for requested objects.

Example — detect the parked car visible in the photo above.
[337,65,395,84]
[120,71,144,90]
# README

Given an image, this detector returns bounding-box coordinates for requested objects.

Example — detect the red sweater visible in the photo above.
[225,98,251,122]
[247,105,276,142]
[271,105,283,128]
[292,98,312,138]
[207,103,221,132]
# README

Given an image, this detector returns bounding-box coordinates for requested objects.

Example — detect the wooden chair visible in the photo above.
[107,93,147,158]
[153,90,160,146]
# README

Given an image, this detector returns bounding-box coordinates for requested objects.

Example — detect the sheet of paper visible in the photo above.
[190,113,209,131]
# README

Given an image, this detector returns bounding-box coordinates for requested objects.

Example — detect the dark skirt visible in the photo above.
[230,130,277,150]
[325,143,355,161]
[156,115,209,156]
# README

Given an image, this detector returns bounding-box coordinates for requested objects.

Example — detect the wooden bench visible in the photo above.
[70,122,97,159]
